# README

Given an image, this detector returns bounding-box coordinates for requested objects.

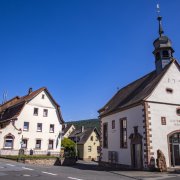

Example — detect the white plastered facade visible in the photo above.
[0,90,62,155]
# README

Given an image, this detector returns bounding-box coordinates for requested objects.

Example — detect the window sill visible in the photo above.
[49,131,54,133]
[3,147,14,150]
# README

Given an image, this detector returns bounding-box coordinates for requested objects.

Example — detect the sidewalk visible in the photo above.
[110,170,180,180]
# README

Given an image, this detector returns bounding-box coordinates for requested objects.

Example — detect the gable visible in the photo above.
[146,62,180,104]
[28,90,56,108]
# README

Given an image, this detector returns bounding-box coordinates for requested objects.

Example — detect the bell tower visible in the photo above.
[153,4,174,73]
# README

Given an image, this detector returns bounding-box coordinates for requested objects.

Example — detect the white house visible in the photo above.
[98,15,180,169]
[0,87,64,156]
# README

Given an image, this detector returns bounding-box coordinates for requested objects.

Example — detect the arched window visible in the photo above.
[162,50,169,58]
[4,135,14,149]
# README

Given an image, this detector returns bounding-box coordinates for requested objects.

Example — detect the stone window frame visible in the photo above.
[176,108,180,116]
[103,122,108,148]
[3,134,15,149]
[161,117,167,125]
[120,117,128,149]
[112,120,115,129]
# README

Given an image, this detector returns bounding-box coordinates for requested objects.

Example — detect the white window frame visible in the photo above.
[37,123,42,132]
[43,109,48,117]
[48,140,54,150]
[35,140,41,149]
[34,108,39,116]
[49,124,54,133]
[23,122,29,131]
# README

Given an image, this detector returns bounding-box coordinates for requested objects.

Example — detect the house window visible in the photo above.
[22,139,28,148]
[177,108,180,116]
[35,140,41,149]
[4,135,14,149]
[42,94,45,99]
[120,118,127,148]
[48,140,54,149]
[49,124,54,133]
[97,146,100,154]
[112,120,115,129]
[166,88,173,94]
[23,122,29,131]
[37,123,42,132]
[90,136,93,141]
[103,123,108,148]
[43,109,48,117]
[161,117,166,125]
[88,146,92,152]
[34,108,38,116]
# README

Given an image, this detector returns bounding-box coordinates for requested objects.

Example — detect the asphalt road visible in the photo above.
[0,159,180,180]
[0,158,132,180]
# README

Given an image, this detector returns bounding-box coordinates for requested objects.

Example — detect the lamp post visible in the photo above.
[75,134,78,161]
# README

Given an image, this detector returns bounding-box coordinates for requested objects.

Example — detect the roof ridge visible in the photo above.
[98,70,155,112]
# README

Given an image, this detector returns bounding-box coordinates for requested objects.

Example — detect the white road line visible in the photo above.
[22,167,34,171]
[68,177,84,180]
[23,174,31,177]
[42,171,57,176]
[6,163,15,167]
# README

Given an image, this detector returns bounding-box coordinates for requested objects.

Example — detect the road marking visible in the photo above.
[0,166,4,168]
[23,174,31,177]
[42,171,57,176]
[68,177,84,180]
[22,167,34,171]
[6,163,15,167]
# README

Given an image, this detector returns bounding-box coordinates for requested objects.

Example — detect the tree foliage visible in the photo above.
[67,119,100,130]
[61,138,76,157]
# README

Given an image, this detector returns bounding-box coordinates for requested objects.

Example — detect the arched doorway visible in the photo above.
[169,132,180,166]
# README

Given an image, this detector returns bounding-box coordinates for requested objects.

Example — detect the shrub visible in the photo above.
[61,138,76,158]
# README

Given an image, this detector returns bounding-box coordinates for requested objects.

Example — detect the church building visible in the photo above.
[98,14,180,169]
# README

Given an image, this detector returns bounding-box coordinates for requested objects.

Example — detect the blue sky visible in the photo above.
[0,0,180,121]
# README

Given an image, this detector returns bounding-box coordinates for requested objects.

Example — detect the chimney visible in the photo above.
[28,88,33,95]
[81,126,84,133]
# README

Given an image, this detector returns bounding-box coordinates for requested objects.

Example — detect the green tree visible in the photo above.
[61,138,76,158]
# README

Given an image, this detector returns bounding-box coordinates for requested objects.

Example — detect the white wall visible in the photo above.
[148,102,180,167]
[0,90,62,154]
[147,62,180,104]
[101,105,144,166]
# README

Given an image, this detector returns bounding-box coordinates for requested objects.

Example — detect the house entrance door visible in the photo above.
[132,144,142,169]
[172,144,180,166]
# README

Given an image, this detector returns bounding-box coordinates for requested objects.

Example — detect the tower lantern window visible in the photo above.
[162,50,169,58]
[156,52,160,60]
